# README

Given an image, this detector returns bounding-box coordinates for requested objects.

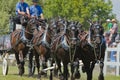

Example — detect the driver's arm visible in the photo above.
[18,9,26,15]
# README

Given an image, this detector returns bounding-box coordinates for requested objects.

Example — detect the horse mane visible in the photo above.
[12,29,21,38]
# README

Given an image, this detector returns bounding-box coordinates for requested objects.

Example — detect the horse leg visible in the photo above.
[14,52,20,66]
[45,49,52,79]
[98,59,104,80]
[41,55,47,76]
[35,52,40,78]
[84,63,92,80]
[20,61,25,76]
[63,62,69,80]
[55,57,63,79]
[48,58,54,80]
[14,52,21,75]
[52,56,59,77]
[70,61,80,80]
[85,61,96,80]
[89,61,96,80]
[28,52,33,77]
[74,59,81,79]
[70,62,75,80]
[18,50,25,76]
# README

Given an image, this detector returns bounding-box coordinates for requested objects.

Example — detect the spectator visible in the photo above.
[106,19,113,31]
[115,33,120,43]
[104,32,111,47]
[109,19,118,44]
[110,42,117,62]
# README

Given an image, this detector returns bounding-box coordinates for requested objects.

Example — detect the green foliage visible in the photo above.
[0,0,18,34]
[44,0,113,29]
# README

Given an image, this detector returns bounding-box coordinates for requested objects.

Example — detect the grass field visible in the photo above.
[0,65,120,80]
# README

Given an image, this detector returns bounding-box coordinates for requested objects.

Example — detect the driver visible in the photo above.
[14,0,30,30]
[14,0,30,42]
[29,0,44,19]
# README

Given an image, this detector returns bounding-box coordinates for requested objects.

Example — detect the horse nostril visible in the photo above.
[71,39,77,45]
[95,37,101,43]
[32,29,34,31]
[31,28,35,32]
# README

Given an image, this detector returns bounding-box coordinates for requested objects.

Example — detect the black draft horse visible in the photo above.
[10,16,36,76]
[51,20,80,80]
[78,21,106,80]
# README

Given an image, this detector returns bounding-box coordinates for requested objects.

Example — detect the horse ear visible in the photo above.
[87,19,92,26]
[20,16,28,26]
[43,19,47,23]
[98,20,103,25]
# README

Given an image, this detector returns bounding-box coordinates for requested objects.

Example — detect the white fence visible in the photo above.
[104,43,120,76]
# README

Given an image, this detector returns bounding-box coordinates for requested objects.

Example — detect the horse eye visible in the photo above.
[96,26,99,28]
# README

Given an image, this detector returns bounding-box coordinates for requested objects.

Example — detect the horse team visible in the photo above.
[10,16,106,80]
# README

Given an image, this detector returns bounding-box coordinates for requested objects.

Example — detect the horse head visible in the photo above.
[41,23,52,47]
[20,15,29,27]
[26,18,38,34]
[33,19,52,49]
[90,21,104,45]
[67,21,79,48]
[48,18,58,36]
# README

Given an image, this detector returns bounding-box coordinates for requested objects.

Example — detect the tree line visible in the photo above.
[0,0,114,34]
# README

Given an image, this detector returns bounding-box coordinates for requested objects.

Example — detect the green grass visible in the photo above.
[0,65,120,80]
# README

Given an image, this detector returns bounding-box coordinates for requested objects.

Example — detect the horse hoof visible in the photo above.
[21,67,25,75]
[37,73,41,79]
[68,72,70,77]
[59,74,64,80]
[82,66,86,73]
[28,73,33,77]
[59,77,64,80]
[54,74,58,78]
[71,76,75,80]
[19,71,23,76]
[54,69,58,77]
[40,71,47,77]
[75,71,81,79]
[18,64,23,76]
[98,74,104,80]
[19,71,24,76]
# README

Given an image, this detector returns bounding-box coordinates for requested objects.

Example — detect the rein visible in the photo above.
[69,44,77,63]
[23,29,34,35]
[92,35,104,60]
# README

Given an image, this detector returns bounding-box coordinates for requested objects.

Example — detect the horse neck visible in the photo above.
[59,34,70,48]
[78,31,88,39]
[43,28,51,44]
[25,27,33,40]
[34,26,51,44]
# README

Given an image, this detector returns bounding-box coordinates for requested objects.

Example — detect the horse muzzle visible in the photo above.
[70,38,77,47]
[30,28,36,33]
[95,36,101,44]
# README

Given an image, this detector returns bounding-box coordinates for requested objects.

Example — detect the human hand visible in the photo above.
[21,12,26,15]
[27,14,31,18]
